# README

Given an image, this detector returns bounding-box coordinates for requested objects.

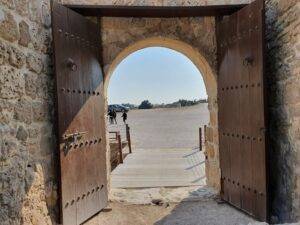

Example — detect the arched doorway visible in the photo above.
[104,37,220,189]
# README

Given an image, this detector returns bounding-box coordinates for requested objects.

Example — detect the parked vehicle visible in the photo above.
[108,104,129,113]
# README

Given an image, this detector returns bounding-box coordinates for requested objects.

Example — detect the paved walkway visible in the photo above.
[111,148,206,188]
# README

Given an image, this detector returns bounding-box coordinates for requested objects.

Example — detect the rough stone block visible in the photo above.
[24,72,37,99]
[0,99,14,124]
[32,101,50,122]
[30,25,52,53]
[0,139,18,175]
[0,0,15,9]
[15,0,29,16]
[28,0,41,23]
[8,45,26,68]
[27,124,39,139]
[18,20,31,47]
[0,66,24,99]
[16,125,28,141]
[0,110,12,125]
[27,53,43,74]
[0,40,9,65]
[14,98,32,124]
[0,9,20,42]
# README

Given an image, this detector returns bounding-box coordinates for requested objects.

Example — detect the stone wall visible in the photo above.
[265,0,300,223]
[0,0,57,225]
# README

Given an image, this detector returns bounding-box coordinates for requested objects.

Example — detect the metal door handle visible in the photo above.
[63,131,87,142]
[66,58,77,71]
[243,56,254,66]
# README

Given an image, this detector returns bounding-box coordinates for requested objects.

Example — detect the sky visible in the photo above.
[108,47,207,105]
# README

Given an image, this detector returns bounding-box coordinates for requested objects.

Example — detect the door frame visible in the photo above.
[56,1,269,222]
[64,4,246,17]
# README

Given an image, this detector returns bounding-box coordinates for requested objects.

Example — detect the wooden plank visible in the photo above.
[216,15,224,198]
[65,4,247,17]
[249,0,267,221]
[237,3,254,216]
[111,149,206,188]
[217,12,234,211]
[227,13,242,208]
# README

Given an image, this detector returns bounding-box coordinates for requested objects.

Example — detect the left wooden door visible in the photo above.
[52,2,107,225]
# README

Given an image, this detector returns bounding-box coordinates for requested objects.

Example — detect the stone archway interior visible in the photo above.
[103,36,220,190]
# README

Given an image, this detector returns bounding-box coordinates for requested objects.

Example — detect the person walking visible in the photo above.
[108,110,114,124]
[121,110,128,124]
[112,109,117,124]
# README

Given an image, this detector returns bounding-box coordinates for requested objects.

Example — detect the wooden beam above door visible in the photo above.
[64,4,247,17]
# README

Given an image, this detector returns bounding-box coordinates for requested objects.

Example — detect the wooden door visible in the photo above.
[217,0,267,221]
[52,2,107,224]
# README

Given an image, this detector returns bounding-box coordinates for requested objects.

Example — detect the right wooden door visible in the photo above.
[217,0,268,221]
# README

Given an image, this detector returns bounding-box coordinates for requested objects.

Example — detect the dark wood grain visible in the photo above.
[217,0,267,221]
[65,4,247,17]
[52,2,108,225]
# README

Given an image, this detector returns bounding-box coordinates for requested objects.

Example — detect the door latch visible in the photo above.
[63,131,87,143]
[62,131,87,154]
[243,56,254,66]
[66,58,78,71]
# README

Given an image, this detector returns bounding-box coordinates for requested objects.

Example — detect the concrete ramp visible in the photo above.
[111,148,206,188]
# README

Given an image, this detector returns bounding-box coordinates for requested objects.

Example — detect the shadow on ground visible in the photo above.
[86,186,262,225]
[154,195,260,225]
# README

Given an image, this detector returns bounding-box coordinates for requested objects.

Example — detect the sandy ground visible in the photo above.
[85,200,264,225]
[109,186,217,204]
[108,104,209,149]
[94,187,266,225]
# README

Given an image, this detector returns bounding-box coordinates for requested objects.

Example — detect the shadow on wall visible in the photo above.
[265,1,299,223]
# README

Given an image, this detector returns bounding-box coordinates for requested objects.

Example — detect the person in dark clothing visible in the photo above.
[108,110,114,124]
[112,109,117,124]
[121,110,127,124]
